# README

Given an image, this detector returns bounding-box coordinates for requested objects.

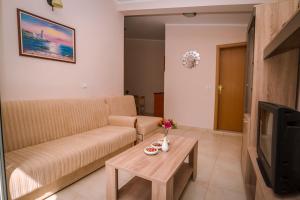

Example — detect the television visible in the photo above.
[257,101,300,195]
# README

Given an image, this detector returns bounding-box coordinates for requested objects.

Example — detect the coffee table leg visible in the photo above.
[189,141,198,181]
[152,178,174,200]
[106,165,118,200]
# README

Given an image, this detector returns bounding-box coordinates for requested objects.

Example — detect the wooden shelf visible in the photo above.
[264,9,300,59]
[118,163,193,200]
[174,163,193,200]
[118,177,151,200]
[248,147,275,198]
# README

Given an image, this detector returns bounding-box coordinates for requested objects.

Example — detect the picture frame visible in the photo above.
[17,9,76,63]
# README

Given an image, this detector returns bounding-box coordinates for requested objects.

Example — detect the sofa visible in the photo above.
[105,96,162,141]
[1,99,137,200]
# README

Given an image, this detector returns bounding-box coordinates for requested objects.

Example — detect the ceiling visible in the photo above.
[121,0,258,40]
[125,13,252,40]
[117,0,152,2]
[115,0,271,16]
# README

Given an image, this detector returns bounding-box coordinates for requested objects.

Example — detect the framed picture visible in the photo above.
[17,9,76,63]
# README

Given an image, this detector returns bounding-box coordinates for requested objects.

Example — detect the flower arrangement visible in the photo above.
[159,119,177,136]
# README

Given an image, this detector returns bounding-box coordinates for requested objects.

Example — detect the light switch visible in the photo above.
[80,83,87,89]
[205,85,211,90]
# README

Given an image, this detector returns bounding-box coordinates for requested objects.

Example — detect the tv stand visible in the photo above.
[246,147,300,200]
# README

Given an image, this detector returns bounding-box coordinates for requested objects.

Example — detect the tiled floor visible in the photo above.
[46,127,246,200]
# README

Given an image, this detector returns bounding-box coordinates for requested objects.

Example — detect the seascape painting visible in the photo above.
[17,9,76,63]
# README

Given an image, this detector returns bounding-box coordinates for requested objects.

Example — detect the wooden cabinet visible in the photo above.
[244,16,255,114]
[255,182,265,200]
[154,92,164,117]
[241,114,250,180]
[247,147,300,200]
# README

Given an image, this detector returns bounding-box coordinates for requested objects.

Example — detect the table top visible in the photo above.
[106,133,198,183]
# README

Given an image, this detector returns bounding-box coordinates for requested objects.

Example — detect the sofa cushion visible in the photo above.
[108,115,137,128]
[136,116,162,136]
[2,99,109,152]
[105,96,137,116]
[5,126,136,199]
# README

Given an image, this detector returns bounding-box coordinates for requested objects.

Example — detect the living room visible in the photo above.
[1,0,300,200]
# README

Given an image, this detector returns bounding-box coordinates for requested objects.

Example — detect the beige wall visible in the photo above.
[125,39,164,114]
[165,24,247,128]
[0,0,3,96]
[0,0,124,101]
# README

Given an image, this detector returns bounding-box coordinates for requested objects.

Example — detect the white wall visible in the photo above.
[125,38,164,114]
[165,24,247,128]
[0,0,124,101]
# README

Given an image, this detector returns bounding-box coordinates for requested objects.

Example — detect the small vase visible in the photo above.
[164,128,169,137]
[162,136,169,152]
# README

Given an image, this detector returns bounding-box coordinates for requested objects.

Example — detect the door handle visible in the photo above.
[218,85,223,94]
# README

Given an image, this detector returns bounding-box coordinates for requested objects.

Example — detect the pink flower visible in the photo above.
[164,120,172,129]
[159,119,177,129]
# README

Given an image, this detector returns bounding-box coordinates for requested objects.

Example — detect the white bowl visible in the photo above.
[144,146,158,155]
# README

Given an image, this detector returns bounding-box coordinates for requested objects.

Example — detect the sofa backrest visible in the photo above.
[1,99,109,152]
[105,96,137,116]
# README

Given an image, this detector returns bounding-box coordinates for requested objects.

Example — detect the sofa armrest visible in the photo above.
[108,115,137,128]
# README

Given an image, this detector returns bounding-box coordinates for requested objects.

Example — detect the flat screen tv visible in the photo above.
[257,101,300,194]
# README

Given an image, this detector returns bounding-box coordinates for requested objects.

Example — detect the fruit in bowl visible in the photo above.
[144,146,158,155]
[151,142,162,150]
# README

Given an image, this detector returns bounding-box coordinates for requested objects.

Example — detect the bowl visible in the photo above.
[151,142,162,150]
[144,146,159,155]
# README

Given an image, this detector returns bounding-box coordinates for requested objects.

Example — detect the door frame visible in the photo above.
[214,42,247,130]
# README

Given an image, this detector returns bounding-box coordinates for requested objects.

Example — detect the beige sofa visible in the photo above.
[2,99,137,200]
[105,96,162,141]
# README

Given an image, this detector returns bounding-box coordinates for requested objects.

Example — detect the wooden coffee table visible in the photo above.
[106,133,198,200]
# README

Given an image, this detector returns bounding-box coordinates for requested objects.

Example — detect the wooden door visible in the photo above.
[215,43,246,132]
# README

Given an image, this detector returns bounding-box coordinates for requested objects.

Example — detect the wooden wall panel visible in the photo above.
[248,0,299,147]
[241,1,300,199]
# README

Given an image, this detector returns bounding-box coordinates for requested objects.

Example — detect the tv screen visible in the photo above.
[259,109,273,167]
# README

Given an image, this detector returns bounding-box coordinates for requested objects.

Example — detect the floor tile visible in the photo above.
[205,185,247,200]
[196,153,217,184]
[181,181,208,200]
[209,162,245,193]
[221,134,242,146]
